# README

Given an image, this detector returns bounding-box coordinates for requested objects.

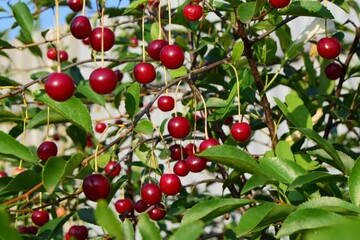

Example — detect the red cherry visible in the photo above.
[47,48,57,60]
[89,68,118,94]
[89,27,115,52]
[148,203,166,221]
[82,174,111,201]
[68,225,88,240]
[59,50,69,62]
[70,16,92,39]
[129,37,139,48]
[148,40,169,61]
[17,226,38,235]
[231,122,251,142]
[167,116,191,139]
[269,0,291,8]
[31,210,50,226]
[186,154,207,172]
[134,199,149,213]
[114,70,123,82]
[104,161,121,177]
[37,141,58,161]
[68,0,83,12]
[82,37,90,45]
[317,37,341,59]
[0,171,7,178]
[86,139,93,148]
[173,160,190,177]
[115,198,133,216]
[149,0,160,7]
[185,143,197,155]
[183,4,203,21]
[169,144,185,160]
[158,96,175,112]
[160,45,184,69]
[325,62,343,80]
[160,173,182,195]
[133,63,156,84]
[45,72,75,102]
[141,183,162,205]
[199,138,220,152]
[224,116,233,126]
[12,168,25,175]
[95,122,107,133]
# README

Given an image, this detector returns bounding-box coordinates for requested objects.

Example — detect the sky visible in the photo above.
[0,0,130,40]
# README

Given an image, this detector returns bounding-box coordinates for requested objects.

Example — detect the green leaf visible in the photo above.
[232,41,244,62]
[134,120,154,135]
[275,140,294,161]
[43,157,67,193]
[241,174,269,194]
[77,81,106,106]
[0,131,37,163]
[11,2,34,39]
[332,0,350,13]
[78,208,96,224]
[63,153,85,177]
[197,145,266,176]
[123,0,148,14]
[0,209,22,240]
[182,198,254,224]
[150,23,160,40]
[138,214,161,240]
[125,82,140,119]
[122,218,135,240]
[349,156,360,207]
[0,110,22,123]
[298,196,360,214]
[237,2,256,23]
[170,220,204,240]
[38,214,72,239]
[289,171,346,190]
[1,170,42,193]
[259,157,307,184]
[95,199,124,240]
[27,109,67,129]
[34,90,93,134]
[278,0,334,19]
[66,124,87,151]
[169,66,187,79]
[0,39,13,48]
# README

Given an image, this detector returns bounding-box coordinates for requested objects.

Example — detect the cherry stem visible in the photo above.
[163,66,169,95]
[174,80,182,117]
[167,0,172,44]
[158,0,162,39]
[193,95,198,145]
[94,144,99,173]
[228,63,241,123]
[55,0,61,73]
[198,92,209,139]
[101,2,105,68]
[46,107,50,141]
[82,0,86,16]
[142,9,146,62]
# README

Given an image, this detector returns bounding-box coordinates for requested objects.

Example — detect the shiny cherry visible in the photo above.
[199,138,220,152]
[45,72,75,102]
[148,203,166,221]
[160,173,182,195]
[169,144,185,160]
[47,48,57,60]
[104,161,121,177]
[269,0,291,8]
[183,4,203,21]
[68,225,88,240]
[129,37,139,48]
[148,39,168,61]
[167,116,191,139]
[231,122,251,142]
[59,50,68,62]
[160,45,184,69]
[95,122,107,133]
[115,198,133,216]
[134,199,149,213]
[185,143,197,155]
[31,210,49,226]
[89,68,117,94]
[317,37,341,59]
[114,70,123,82]
[68,0,83,12]
[157,95,175,112]
[186,154,207,172]
[89,27,115,52]
[37,141,58,161]
[325,62,343,80]
[141,183,162,205]
[82,174,111,201]
[133,63,156,84]
[173,160,190,177]
[70,16,92,39]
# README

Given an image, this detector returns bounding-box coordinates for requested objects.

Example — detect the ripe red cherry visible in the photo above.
[104,161,121,177]
[185,143,197,155]
[68,225,88,240]
[317,37,341,59]
[186,155,207,172]
[173,160,189,177]
[82,37,90,45]
[141,183,162,205]
[89,27,115,52]
[160,173,182,195]
[183,4,203,21]
[231,122,251,142]
[269,0,291,8]
[114,70,123,82]
[68,0,83,12]
[82,174,111,201]
[31,210,50,226]
[133,63,156,84]
[45,72,75,102]
[115,198,133,216]
[70,16,92,39]
[199,138,220,152]
[148,40,168,61]
[0,171,7,178]
[37,141,58,161]
[47,48,57,60]
[17,226,38,235]
[169,144,185,160]
[224,116,233,126]
[167,116,191,139]
[148,203,166,221]
[129,37,139,48]
[89,68,117,94]
[160,45,184,69]
[95,122,107,133]
[134,199,149,213]
[158,96,175,112]
[325,62,343,80]
[59,50,68,62]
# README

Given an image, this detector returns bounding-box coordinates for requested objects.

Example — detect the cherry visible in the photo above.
[199,138,220,152]
[86,139,93,148]
[47,48,57,60]
[129,37,139,48]
[17,226,38,235]
[148,39,168,61]
[269,0,291,8]
[12,168,25,175]
[157,95,175,112]
[82,37,90,45]
[224,116,233,126]
[183,4,203,21]
[89,27,115,52]
[173,160,190,177]
[186,155,207,173]
[37,141,58,161]
[134,199,149,213]
[82,174,111,201]
[68,0,83,12]
[95,122,107,133]
[115,198,133,216]
[149,0,160,7]
[68,225,88,240]
[45,72,75,102]
[141,183,162,205]
[0,171,7,178]
[104,161,121,177]
[89,68,117,94]
[148,203,166,221]
[59,50,69,62]
[185,143,197,155]
[114,70,123,82]
[167,116,191,139]
[317,37,341,59]
[169,144,185,160]
[160,45,184,69]
[160,173,182,195]
[231,122,251,142]
[70,16,92,40]
[31,210,50,226]
[325,62,343,80]
[133,63,156,84]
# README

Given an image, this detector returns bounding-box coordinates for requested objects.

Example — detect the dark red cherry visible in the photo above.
[31,210,50,226]
[59,50,68,62]
[141,183,162,205]
[186,154,207,173]
[104,161,121,177]
[82,174,111,202]
[167,116,191,139]
[47,48,57,60]
[68,0,83,12]
[89,68,117,94]
[160,173,182,195]
[185,143,197,155]
[89,27,115,52]
[134,199,149,213]
[183,4,203,21]
[325,62,343,80]
[224,116,233,126]
[160,45,184,69]
[317,37,341,59]
[17,226,38,235]
[148,203,166,221]
[0,171,7,178]
[82,37,90,45]
[68,225,88,240]
[199,138,220,152]
[114,70,123,82]
[269,0,291,8]
[37,141,58,161]
[169,144,185,160]
[70,16,92,39]
[133,63,156,84]
[95,122,107,133]
[129,37,139,48]
[157,95,175,112]
[148,39,168,61]
[115,198,133,216]
[45,72,75,102]
[173,160,189,177]
[231,122,251,142]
